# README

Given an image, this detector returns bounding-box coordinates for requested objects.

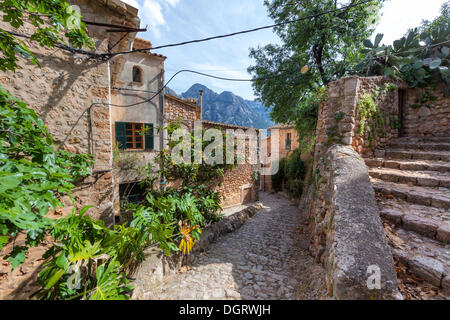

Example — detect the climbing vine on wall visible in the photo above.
[357,83,400,147]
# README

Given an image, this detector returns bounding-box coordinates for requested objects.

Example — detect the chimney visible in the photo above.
[199,90,203,121]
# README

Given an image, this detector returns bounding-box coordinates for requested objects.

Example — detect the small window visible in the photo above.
[285,133,292,150]
[119,182,145,206]
[132,66,142,83]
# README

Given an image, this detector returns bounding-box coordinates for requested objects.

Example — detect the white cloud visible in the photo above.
[121,0,139,8]
[142,1,165,26]
[165,0,180,6]
[121,0,180,39]
[189,63,251,80]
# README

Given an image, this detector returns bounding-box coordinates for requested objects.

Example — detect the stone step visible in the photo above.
[384,149,450,162]
[396,136,450,144]
[369,167,450,188]
[371,178,450,210]
[365,158,450,173]
[389,142,450,152]
[377,198,450,242]
[386,227,450,291]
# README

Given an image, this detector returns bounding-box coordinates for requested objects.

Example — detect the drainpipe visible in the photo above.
[107,59,116,228]
[160,69,165,151]
[199,89,203,121]
[160,69,167,190]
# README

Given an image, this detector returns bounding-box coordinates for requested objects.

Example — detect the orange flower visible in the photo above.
[178,220,199,254]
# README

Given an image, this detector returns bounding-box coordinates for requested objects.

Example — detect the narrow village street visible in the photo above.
[144,193,328,300]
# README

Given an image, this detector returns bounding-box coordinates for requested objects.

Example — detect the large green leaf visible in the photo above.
[363,39,373,48]
[374,33,384,47]
[0,173,23,191]
[429,58,442,70]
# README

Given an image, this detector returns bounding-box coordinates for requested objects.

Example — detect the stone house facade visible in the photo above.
[164,93,201,129]
[162,95,260,208]
[111,37,166,213]
[267,124,299,159]
[260,124,299,192]
[0,0,140,299]
[202,121,261,208]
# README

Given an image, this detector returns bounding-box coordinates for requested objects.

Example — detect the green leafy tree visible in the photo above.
[248,0,384,128]
[0,0,94,72]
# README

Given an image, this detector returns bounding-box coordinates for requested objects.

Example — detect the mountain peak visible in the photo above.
[180,83,273,129]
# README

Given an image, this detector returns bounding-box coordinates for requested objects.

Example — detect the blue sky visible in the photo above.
[122,0,446,100]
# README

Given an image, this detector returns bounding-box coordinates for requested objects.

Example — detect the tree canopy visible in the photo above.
[0,0,94,72]
[248,0,384,126]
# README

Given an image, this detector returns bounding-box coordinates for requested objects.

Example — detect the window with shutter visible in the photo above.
[116,122,148,150]
[144,123,154,150]
[115,122,127,150]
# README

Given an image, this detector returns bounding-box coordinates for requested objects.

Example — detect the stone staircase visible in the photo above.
[365,136,450,299]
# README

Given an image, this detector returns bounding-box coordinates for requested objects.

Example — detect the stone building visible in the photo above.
[261,123,299,192]
[111,37,166,213]
[0,0,141,299]
[0,0,141,224]
[267,124,299,159]
[162,95,260,208]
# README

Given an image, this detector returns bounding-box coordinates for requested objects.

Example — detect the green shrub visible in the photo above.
[271,149,307,197]
[271,158,286,192]
[285,149,307,198]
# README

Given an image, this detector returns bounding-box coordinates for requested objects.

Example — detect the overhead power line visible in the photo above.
[109,69,262,109]
[103,0,374,58]
[4,0,373,60]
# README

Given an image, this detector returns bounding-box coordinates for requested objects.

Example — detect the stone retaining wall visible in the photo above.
[403,83,450,137]
[300,145,400,299]
[131,202,262,299]
[316,76,403,162]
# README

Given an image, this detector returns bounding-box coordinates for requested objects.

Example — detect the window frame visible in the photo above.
[285,133,292,150]
[125,123,144,150]
[132,66,143,84]
[115,121,154,151]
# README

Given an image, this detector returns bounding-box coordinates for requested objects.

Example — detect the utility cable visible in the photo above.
[104,0,374,58]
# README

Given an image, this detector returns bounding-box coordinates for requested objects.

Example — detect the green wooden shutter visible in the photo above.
[144,123,154,150]
[115,122,127,150]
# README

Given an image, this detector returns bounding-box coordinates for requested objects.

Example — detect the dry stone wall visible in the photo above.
[403,83,450,137]
[316,76,403,162]
[202,121,260,208]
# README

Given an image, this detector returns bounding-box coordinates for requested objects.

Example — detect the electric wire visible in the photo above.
[103,0,374,58]
[4,0,374,59]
